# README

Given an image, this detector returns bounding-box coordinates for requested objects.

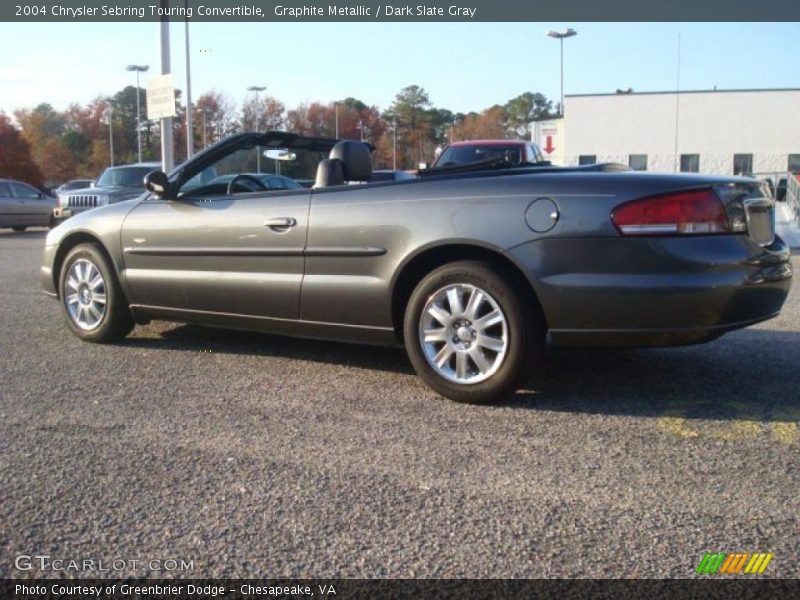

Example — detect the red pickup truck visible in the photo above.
[431,139,546,169]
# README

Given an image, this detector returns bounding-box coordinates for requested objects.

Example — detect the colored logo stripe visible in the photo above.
[696,552,773,574]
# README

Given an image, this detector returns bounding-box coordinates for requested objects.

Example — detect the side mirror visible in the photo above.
[144,170,173,199]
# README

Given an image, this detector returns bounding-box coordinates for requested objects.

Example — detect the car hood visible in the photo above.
[46,197,144,247]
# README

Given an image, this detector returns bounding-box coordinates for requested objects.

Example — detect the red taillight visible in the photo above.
[611,188,731,236]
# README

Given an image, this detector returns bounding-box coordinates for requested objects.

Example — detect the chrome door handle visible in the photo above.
[264,217,297,230]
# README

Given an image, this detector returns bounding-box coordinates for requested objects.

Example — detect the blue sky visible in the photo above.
[0,22,797,116]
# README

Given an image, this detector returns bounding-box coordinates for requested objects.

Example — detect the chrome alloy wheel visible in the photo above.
[64,258,107,331]
[419,283,508,384]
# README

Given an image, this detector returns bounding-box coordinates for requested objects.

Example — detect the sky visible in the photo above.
[0,22,798,117]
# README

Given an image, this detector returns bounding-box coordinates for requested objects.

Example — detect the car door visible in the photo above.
[9,182,50,226]
[0,182,20,227]
[120,188,310,320]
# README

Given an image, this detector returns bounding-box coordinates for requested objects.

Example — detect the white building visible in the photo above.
[533,88,800,176]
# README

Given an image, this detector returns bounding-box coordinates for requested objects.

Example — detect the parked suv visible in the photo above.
[54,163,159,222]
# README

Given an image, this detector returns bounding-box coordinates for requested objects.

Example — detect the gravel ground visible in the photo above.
[1,229,798,579]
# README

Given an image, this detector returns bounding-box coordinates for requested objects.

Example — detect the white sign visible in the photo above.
[146,74,176,120]
[532,118,565,166]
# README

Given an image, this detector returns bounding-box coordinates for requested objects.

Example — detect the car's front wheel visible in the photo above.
[403,260,544,403]
[59,243,134,343]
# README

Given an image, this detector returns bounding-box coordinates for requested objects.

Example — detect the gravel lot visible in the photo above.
[1,229,798,578]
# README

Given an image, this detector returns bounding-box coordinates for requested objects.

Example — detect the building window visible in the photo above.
[789,154,800,172]
[628,154,647,171]
[680,154,700,173]
[733,154,753,176]
[578,155,596,166]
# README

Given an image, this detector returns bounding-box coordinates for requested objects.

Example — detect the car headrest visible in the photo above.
[314,158,345,188]
[330,140,373,182]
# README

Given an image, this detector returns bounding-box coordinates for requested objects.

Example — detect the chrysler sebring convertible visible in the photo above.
[41,132,792,402]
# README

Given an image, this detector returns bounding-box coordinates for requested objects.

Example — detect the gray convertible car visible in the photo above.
[41,132,792,402]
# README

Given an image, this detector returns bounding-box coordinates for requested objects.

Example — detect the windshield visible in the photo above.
[434,145,523,168]
[96,166,155,188]
[179,146,323,197]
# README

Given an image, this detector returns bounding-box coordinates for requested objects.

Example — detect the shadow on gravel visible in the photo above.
[123,323,415,375]
[506,328,800,423]
[125,323,800,423]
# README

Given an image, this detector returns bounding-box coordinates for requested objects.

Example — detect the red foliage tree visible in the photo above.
[0,112,44,187]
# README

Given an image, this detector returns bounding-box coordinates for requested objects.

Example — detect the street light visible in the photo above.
[126,64,149,163]
[106,103,114,167]
[334,101,340,138]
[247,85,266,172]
[546,28,577,117]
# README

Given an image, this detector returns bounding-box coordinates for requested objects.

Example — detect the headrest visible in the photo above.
[314,158,345,188]
[330,140,373,182]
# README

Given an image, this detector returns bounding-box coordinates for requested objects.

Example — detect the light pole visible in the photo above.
[184,1,194,159]
[107,103,114,167]
[391,113,397,171]
[334,101,340,138]
[247,85,266,172]
[126,64,149,163]
[201,109,208,148]
[546,28,577,117]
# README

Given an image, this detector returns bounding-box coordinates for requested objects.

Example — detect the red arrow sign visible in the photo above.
[543,135,556,154]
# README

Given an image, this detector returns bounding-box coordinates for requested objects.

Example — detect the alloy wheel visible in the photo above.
[64,258,107,331]
[418,283,508,384]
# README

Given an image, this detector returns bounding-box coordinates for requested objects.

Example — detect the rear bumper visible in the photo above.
[508,234,792,348]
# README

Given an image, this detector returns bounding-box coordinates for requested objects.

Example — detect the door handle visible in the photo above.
[264,217,297,231]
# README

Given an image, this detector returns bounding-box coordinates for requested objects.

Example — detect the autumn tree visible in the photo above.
[0,112,45,186]
[241,95,285,132]
[504,92,555,138]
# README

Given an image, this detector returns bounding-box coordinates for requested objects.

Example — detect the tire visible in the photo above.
[403,260,544,403]
[12,226,26,232]
[58,243,134,343]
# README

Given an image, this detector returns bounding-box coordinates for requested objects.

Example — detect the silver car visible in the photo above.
[0,178,57,231]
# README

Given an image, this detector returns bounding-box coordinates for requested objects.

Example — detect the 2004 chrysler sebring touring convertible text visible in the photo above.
[41,132,792,403]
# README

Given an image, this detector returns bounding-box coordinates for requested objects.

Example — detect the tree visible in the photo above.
[241,95,285,132]
[456,106,508,140]
[388,85,433,167]
[194,90,236,148]
[0,112,44,186]
[504,92,555,138]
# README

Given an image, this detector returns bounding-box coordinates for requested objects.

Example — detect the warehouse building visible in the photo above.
[532,88,800,176]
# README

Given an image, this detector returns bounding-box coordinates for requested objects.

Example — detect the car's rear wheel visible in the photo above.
[403,260,544,403]
[59,243,134,343]
[12,226,26,232]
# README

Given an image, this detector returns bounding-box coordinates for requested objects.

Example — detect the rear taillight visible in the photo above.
[611,188,731,236]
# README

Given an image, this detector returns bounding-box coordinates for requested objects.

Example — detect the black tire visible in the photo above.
[403,260,544,403]
[12,226,26,232]
[58,243,134,343]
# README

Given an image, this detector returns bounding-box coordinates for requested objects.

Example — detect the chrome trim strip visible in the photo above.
[124,246,386,257]
[124,246,305,256]
[304,246,387,257]
[128,303,394,332]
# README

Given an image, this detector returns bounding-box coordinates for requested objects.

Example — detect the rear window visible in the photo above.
[435,145,523,168]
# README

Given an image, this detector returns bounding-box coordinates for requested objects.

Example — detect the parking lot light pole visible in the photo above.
[184,4,194,159]
[126,64,149,163]
[247,85,266,172]
[546,28,577,116]
[392,113,397,171]
[107,103,114,167]
[334,101,340,138]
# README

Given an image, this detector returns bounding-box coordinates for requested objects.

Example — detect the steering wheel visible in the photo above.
[226,174,269,195]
